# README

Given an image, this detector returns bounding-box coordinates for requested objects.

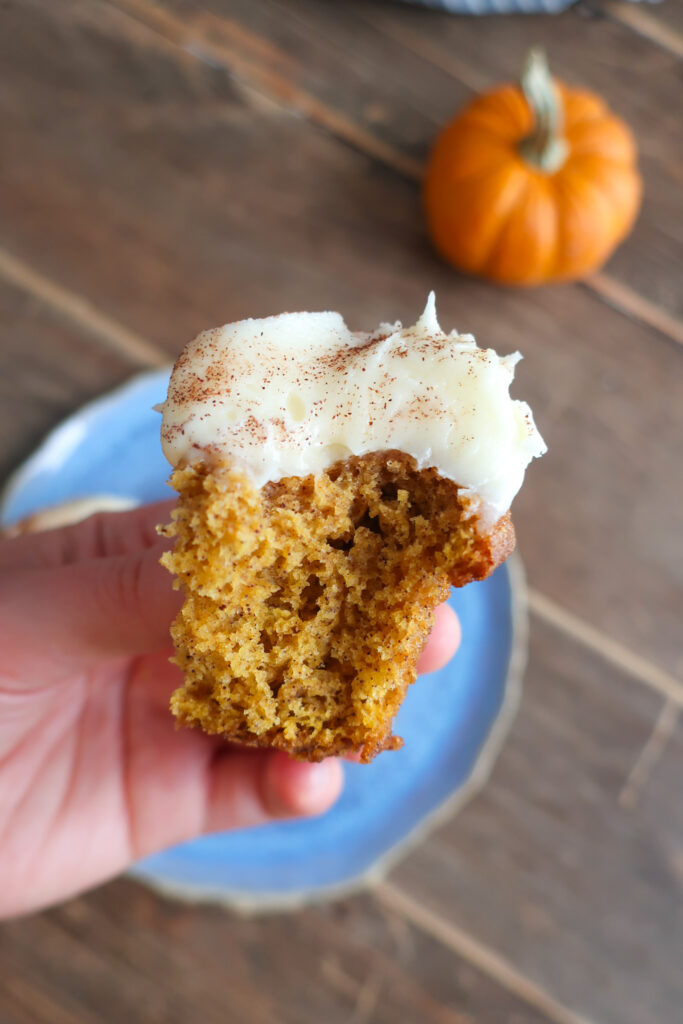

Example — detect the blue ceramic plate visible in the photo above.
[0,369,527,911]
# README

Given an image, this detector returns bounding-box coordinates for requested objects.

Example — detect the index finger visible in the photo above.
[0,500,174,572]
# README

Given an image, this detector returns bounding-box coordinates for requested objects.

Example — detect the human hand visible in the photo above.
[0,503,461,918]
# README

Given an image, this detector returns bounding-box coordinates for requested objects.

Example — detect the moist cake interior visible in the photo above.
[162,451,513,762]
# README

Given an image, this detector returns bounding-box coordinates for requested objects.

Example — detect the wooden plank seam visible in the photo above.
[375,883,599,1024]
[618,698,680,808]
[603,1,683,58]
[0,247,167,370]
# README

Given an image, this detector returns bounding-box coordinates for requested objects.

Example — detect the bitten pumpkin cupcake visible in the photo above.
[158,294,545,762]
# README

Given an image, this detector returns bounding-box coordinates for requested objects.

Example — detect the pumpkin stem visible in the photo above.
[518,49,568,174]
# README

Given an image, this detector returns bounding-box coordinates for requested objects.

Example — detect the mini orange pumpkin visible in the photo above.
[424,50,642,285]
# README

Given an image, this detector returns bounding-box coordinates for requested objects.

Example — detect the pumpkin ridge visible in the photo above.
[429,156,516,192]
[561,163,632,208]
[566,154,640,174]
[546,172,572,280]
[468,162,530,271]
[563,161,641,244]
[459,88,532,142]
[479,174,537,279]
[425,159,529,275]
[558,86,608,128]
[565,115,637,161]
[565,148,638,167]
[485,176,558,283]
[564,110,609,132]
[427,120,516,187]
[552,168,618,277]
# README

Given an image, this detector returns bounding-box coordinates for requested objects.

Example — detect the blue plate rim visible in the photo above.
[0,367,172,524]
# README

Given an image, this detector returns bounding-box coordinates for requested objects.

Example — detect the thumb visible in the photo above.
[0,541,181,671]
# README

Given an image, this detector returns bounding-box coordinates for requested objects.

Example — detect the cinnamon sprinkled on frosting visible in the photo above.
[160,293,546,524]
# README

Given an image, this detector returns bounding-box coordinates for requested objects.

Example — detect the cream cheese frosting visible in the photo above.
[160,293,546,524]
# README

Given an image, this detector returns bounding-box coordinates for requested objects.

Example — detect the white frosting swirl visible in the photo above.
[160,293,546,524]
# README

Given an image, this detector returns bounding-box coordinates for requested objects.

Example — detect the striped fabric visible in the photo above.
[402,0,659,11]
[399,0,576,11]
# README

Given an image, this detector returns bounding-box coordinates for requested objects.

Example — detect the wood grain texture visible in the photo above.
[389,616,683,1024]
[0,882,561,1024]
[111,0,683,323]
[1,0,682,676]
[0,278,137,486]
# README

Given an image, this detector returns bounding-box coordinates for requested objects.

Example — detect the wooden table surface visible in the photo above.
[1,2,681,1022]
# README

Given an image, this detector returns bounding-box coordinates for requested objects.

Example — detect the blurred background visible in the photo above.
[0,1,681,1023]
